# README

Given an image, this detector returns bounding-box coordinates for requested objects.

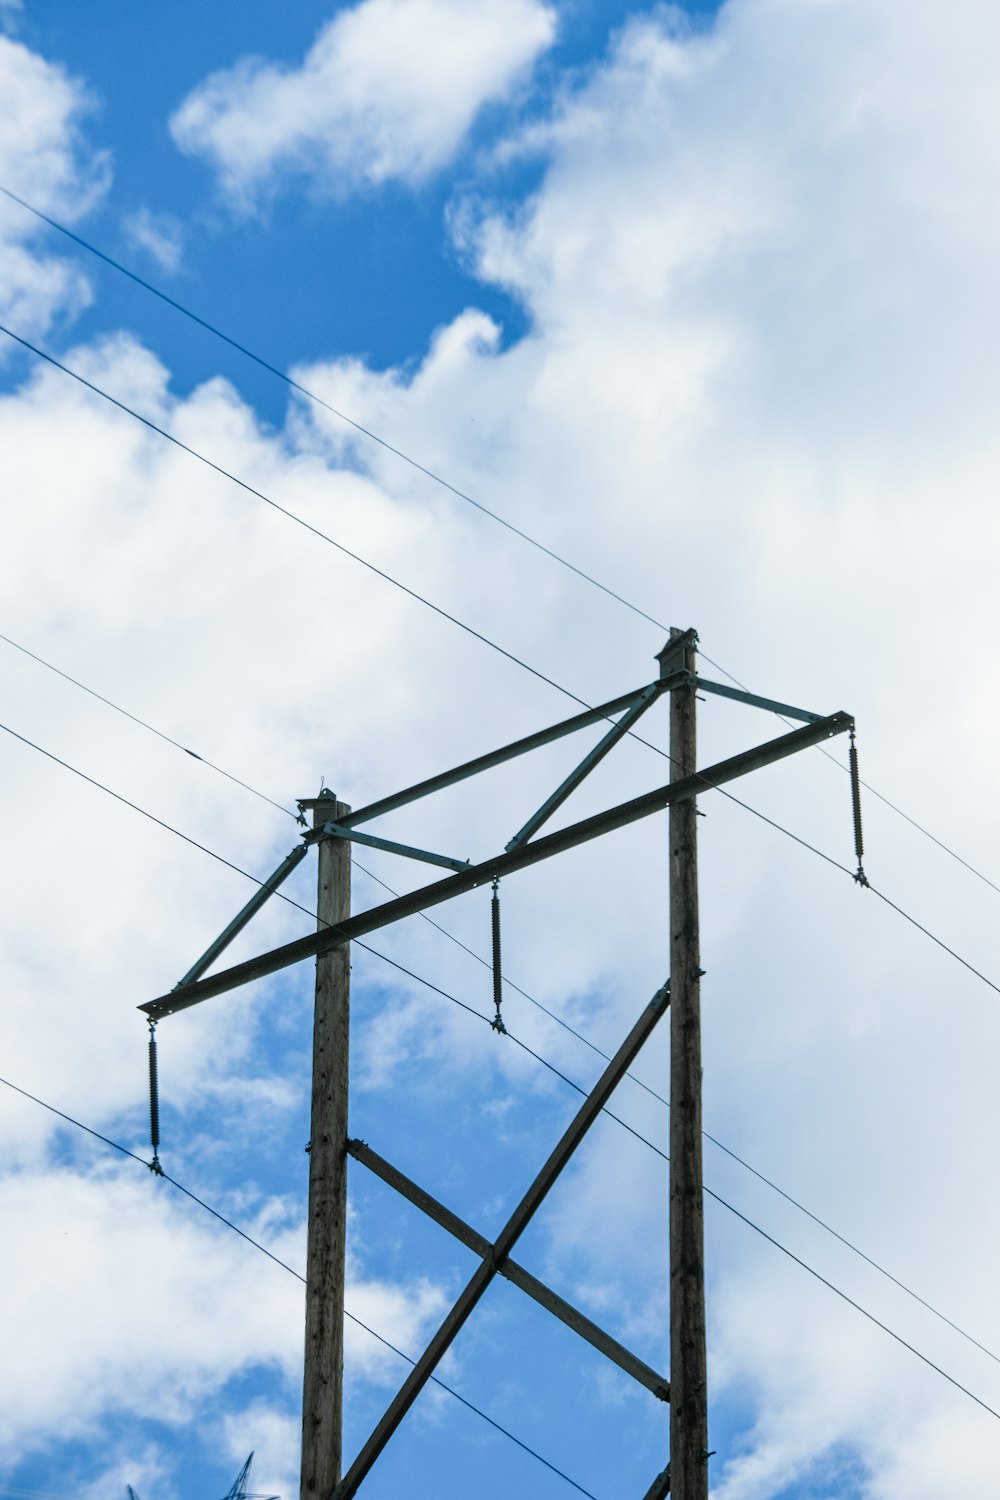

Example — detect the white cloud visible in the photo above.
[123,207,184,273]
[169,0,557,207]
[0,34,108,338]
[8,0,1000,1494]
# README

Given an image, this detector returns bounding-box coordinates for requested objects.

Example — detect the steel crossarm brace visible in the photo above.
[339,679,676,830]
[332,981,671,1500]
[642,1464,670,1499]
[346,1137,670,1402]
[306,820,470,873]
[693,677,822,724]
[140,711,852,1021]
[173,842,309,992]
[506,681,664,851]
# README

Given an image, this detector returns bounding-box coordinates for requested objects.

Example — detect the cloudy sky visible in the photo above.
[2,1,1000,1496]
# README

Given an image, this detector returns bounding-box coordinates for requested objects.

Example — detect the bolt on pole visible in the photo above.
[300,791,352,1500]
[664,629,709,1499]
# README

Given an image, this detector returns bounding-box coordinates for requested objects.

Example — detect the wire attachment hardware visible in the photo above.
[848,726,868,886]
[490,879,506,1034]
[147,1020,163,1176]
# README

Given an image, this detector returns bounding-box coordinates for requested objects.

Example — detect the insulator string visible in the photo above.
[849,727,867,885]
[148,1022,163,1175]
[491,879,506,1033]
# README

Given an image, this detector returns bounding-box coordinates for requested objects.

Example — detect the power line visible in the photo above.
[0,719,285,893]
[11,632,973,1362]
[7,702,1000,1376]
[357,938,1000,1377]
[0,628,296,821]
[0,1072,597,1499]
[6,716,1000,1438]
[7,319,992,938]
[0,321,600,719]
[6,183,997,913]
[8,1009,1000,1445]
[0,181,666,641]
[696,645,1000,901]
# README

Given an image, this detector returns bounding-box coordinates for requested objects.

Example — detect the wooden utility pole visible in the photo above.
[300,791,352,1500]
[664,628,709,1499]
[142,646,853,1497]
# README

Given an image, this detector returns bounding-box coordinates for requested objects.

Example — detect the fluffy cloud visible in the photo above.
[170,0,557,207]
[0,34,107,337]
[7,0,1000,1495]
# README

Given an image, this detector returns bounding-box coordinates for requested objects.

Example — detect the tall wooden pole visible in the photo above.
[300,791,352,1500]
[662,628,709,1499]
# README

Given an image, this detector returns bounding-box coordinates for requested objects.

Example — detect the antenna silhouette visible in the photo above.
[220,1453,279,1500]
[125,1453,278,1500]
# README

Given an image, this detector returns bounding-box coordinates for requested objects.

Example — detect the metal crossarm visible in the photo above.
[140,712,852,1021]
[347,1138,670,1402]
[332,981,671,1500]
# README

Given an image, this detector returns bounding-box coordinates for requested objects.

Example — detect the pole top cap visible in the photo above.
[297,787,340,811]
[656,627,698,676]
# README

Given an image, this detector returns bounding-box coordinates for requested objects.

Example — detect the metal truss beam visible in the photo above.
[347,1138,669,1403]
[339,679,678,830]
[141,711,851,1021]
[332,981,671,1500]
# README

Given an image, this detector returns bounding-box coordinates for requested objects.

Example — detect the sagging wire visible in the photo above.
[490,878,506,1034]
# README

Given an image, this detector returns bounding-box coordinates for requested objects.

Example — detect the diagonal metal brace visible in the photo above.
[173,842,308,991]
[332,980,672,1500]
[347,1138,670,1402]
[693,677,822,724]
[506,681,664,851]
[642,1463,670,1499]
[306,820,470,873]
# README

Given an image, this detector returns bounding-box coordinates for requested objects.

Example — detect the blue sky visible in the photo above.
[2,2,1000,1498]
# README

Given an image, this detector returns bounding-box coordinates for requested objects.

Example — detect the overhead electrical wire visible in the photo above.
[6,318,998,959]
[4,715,1000,1420]
[6,601,1000,1368]
[5,985,1000,1443]
[0,181,665,638]
[0,1071,597,1500]
[16,613,985,1282]
[0,628,295,820]
[4,181,998,908]
[0,321,599,719]
[5,676,1000,1373]
[6,176,1000,1469]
